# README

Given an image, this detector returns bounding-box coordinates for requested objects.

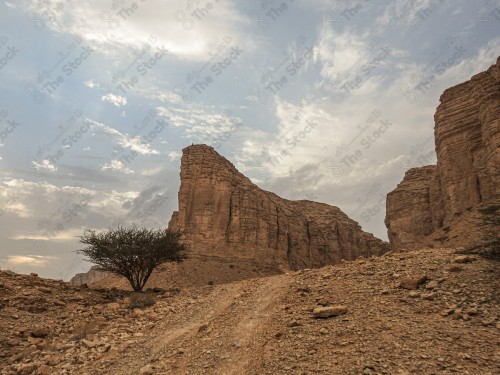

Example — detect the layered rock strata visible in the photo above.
[386,57,500,251]
[168,144,389,271]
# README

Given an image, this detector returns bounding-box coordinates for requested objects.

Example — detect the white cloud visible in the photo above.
[84,79,97,88]
[28,159,58,173]
[315,29,368,77]
[375,0,445,29]
[101,93,128,107]
[100,159,134,174]
[6,255,58,267]
[85,118,160,155]
[141,166,163,176]
[156,103,242,144]
[17,0,252,61]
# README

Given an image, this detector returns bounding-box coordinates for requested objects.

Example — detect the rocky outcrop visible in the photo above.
[386,57,500,251]
[169,144,389,271]
[385,166,443,251]
[69,265,110,286]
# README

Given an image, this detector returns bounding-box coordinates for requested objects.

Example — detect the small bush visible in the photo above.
[128,292,156,309]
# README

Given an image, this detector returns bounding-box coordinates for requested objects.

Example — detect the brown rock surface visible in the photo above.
[170,144,388,271]
[69,265,110,286]
[386,57,500,251]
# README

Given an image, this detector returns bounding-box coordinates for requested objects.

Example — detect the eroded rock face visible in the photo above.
[385,166,443,251]
[169,144,389,271]
[386,57,500,251]
[69,265,110,286]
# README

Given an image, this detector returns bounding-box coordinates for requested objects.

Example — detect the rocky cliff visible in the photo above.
[69,265,110,286]
[386,57,500,251]
[74,144,389,288]
[168,144,389,271]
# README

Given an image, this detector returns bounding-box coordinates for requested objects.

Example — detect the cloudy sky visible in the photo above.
[0,0,499,279]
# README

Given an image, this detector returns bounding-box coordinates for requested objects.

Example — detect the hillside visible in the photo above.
[1,247,498,374]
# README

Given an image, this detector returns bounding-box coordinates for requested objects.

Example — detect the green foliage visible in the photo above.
[77,226,188,291]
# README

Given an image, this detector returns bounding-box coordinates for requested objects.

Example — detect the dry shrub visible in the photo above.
[128,292,156,309]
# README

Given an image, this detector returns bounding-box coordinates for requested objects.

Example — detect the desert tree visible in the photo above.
[77,226,188,292]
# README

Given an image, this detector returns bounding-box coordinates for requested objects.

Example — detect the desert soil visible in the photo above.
[1,247,499,374]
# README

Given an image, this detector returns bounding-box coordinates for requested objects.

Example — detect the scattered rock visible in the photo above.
[139,364,154,374]
[31,328,49,338]
[441,309,455,316]
[453,256,476,264]
[53,299,66,306]
[425,280,439,290]
[465,307,478,315]
[81,339,97,349]
[312,305,348,318]
[448,265,464,272]
[422,292,436,300]
[400,275,428,290]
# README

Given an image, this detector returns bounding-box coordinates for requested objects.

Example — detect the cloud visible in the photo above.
[6,255,58,267]
[85,118,160,155]
[99,159,134,174]
[375,0,446,29]
[84,79,97,88]
[16,0,251,61]
[156,103,242,144]
[101,93,128,107]
[28,159,58,173]
[141,166,163,176]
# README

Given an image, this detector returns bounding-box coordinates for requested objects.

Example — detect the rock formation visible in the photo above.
[69,266,110,286]
[168,144,389,271]
[74,144,389,288]
[386,57,500,251]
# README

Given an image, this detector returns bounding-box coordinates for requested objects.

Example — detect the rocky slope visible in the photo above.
[386,57,500,251]
[1,247,499,374]
[169,144,388,270]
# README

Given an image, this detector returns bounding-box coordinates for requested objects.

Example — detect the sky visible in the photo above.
[0,0,499,280]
